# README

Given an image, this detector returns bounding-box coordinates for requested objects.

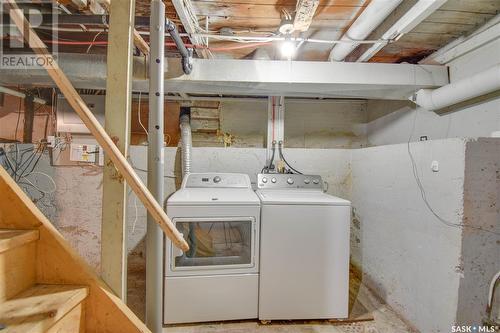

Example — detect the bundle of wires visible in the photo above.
[260,141,303,175]
[0,143,56,195]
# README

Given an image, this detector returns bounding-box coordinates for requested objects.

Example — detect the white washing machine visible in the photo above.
[256,173,350,320]
[164,173,260,324]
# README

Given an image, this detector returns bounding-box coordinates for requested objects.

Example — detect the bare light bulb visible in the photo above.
[280,39,296,59]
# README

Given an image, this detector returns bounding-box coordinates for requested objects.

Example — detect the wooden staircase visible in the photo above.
[0,168,151,333]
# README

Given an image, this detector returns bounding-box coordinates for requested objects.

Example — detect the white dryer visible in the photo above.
[256,173,350,320]
[164,173,260,324]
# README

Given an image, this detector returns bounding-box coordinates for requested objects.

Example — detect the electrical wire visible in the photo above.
[22,171,57,194]
[407,72,499,236]
[278,142,302,175]
[261,142,276,174]
[137,91,148,138]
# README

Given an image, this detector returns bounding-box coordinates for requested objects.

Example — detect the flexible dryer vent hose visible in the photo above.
[179,111,192,178]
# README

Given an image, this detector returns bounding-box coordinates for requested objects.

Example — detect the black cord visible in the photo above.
[278,142,302,175]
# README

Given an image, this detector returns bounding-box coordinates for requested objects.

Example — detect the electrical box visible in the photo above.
[69,143,97,163]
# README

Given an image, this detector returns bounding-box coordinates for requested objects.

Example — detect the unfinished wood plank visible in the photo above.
[5,0,188,252]
[0,241,36,302]
[0,284,87,333]
[99,0,150,55]
[45,303,85,333]
[294,0,320,32]
[0,229,39,253]
[101,0,135,301]
[22,93,35,143]
[0,167,152,333]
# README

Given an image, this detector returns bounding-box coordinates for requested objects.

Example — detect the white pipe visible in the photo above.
[328,0,403,62]
[412,64,500,111]
[0,86,46,105]
[356,0,447,62]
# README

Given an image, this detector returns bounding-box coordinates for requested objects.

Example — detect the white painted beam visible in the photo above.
[0,55,449,100]
[166,58,449,100]
[357,0,448,62]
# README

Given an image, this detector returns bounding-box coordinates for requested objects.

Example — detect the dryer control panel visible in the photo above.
[257,173,323,190]
[182,173,252,189]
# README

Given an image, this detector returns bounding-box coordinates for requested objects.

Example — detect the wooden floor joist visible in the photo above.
[100,0,150,55]
[5,0,188,252]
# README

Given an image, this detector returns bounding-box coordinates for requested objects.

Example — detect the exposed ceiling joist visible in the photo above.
[95,0,150,55]
[356,0,448,62]
[293,0,320,32]
[420,13,500,65]
[170,0,210,58]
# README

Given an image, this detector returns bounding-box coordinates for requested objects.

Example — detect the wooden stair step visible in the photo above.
[0,284,88,333]
[0,229,39,254]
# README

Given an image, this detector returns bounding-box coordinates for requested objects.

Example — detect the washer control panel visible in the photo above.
[183,173,251,188]
[257,174,323,190]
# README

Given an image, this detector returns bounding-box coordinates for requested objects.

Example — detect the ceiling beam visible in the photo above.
[170,0,210,58]
[356,0,448,62]
[0,54,449,100]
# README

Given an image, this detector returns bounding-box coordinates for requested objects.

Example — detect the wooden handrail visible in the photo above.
[5,0,189,252]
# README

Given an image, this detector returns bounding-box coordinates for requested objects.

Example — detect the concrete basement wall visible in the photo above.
[351,139,465,332]
[350,138,500,332]
[457,138,500,325]
[366,37,500,146]
[219,99,368,148]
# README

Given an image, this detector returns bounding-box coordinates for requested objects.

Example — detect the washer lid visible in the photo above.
[168,188,260,206]
[257,190,350,206]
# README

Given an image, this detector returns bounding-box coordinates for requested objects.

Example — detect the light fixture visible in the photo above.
[280,36,296,59]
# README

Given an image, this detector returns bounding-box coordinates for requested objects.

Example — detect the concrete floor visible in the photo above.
[163,282,416,333]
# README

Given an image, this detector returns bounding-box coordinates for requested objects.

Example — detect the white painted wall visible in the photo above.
[366,38,500,146]
[350,139,467,333]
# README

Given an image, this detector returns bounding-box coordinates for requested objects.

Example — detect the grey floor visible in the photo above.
[164,282,415,333]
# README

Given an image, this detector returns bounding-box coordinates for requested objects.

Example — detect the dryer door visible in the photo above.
[169,217,257,275]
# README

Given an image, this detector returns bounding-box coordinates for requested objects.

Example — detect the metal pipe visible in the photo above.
[165,19,193,74]
[412,64,500,111]
[328,0,403,61]
[179,108,192,178]
[0,86,46,105]
[146,1,165,332]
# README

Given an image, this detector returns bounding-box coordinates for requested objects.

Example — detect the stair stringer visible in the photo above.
[0,167,151,333]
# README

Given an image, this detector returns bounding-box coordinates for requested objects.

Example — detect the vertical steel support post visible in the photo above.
[146,1,165,331]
